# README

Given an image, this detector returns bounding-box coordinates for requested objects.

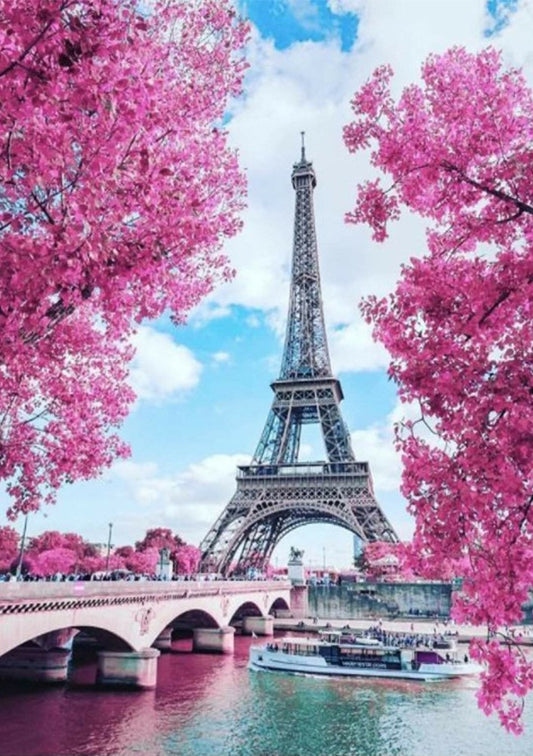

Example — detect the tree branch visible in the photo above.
[441,161,533,216]
[0,14,58,78]
[30,191,55,225]
[478,274,533,327]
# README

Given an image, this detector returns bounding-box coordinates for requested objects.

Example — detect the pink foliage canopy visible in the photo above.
[125,547,159,575]
[31,547,78,576]
[135,527,183,555]
[174,544,201,575]
[361,541,406,582]
[0,525,19,571]
[28,529,96,558]
[344,46,533,731]
[0,525,203,577]
[77,554,106,574]
[0,0,248,519]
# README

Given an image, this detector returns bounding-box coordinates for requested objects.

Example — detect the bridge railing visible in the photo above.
[0,579,292,604]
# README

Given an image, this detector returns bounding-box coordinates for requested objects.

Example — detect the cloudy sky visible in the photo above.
[4,0,532,570]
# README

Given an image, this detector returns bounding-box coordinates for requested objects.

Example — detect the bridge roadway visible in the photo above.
[0,579,293,688]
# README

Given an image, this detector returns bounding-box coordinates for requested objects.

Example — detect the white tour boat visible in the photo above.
[248,631,482,681]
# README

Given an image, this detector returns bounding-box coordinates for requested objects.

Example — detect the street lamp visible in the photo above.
[15,514,29,581]
[105,522,113,571]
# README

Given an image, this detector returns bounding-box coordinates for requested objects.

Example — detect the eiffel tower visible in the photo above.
[200,136,398,574]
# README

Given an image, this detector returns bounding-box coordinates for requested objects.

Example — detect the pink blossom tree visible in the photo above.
[31,547,78,577]
[78,554,106,574]
[28,530,95,557]
[358,541,419,582]
[344,46,533,731]
[25,529,111,576]
[126,547,159,576]
[135,528,183,556]
[0,0,248,519]
[114,546,135,561]
[0,525,20,572]
[361,541,400,581]
[174,544,201,575]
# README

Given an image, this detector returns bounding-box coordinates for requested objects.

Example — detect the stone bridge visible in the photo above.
[0,579,297,688]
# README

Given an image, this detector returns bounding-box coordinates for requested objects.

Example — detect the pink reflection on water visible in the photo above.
[0,634,259,756]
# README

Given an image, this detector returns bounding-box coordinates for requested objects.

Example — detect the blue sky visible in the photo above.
[241,0,358,51]
[2,0,531,570]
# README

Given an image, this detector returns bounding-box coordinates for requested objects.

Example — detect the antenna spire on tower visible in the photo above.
[300,131,306,162]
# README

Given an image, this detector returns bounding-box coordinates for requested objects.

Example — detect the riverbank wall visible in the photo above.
[307,582,451,620]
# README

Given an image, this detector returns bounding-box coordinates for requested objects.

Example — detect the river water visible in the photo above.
[1,633,532,756]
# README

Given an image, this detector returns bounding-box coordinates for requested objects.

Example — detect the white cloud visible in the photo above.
[189,301,233,328]
[108,453,250,545]
[211,351,231,365]
[112,459,159,481]
[128,326,202,402]
[351,0,489,81]
[287,0,323,30]
[351,423,401,494]
[496,0,533,78]
[330,318,389,373]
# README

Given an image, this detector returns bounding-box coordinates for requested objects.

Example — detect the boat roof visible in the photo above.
[282,637,322,646]
[319,631,381,645]
[277,636,399,651]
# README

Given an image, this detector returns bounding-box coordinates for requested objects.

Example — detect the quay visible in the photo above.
[273,616,533,646]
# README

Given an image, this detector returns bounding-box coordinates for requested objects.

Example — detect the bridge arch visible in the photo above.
[228,600,262,626]
[146,600,271,648]
[148,607,220,647]
[268,596,290,617]
[0,617,136,658]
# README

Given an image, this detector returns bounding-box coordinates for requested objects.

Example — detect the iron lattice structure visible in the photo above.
[200,138,398,574]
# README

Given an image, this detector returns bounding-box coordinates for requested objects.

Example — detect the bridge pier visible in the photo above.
[242,615,274,636]
[34,628,79,651]
[0,646,70,683]
[290,585,308,619]
[192,626,235,654]
[96,648,160,689]
[152,627,173,651]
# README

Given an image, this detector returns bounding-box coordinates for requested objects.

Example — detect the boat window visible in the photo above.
[340,648,386,657]
[282,642,318,656]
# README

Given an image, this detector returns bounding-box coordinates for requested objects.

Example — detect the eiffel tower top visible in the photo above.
[291,131,317,188]
[279,134,332,380]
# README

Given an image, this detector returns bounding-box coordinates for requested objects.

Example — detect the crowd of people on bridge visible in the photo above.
[0,570,278,583]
